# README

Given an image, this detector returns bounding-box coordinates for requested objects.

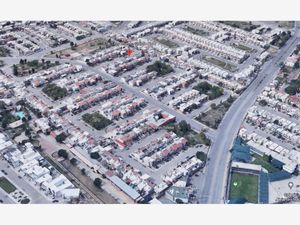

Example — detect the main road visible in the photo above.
[198,22,300,204]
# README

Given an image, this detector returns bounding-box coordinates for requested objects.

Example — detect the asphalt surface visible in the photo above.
[198,22,300,204]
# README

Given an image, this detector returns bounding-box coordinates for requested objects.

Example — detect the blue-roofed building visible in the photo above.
[231,137,251,163]
[259,172,269,204]
[108,175,142,202]
[271,159,284,169]
[268,171,291,182]
[228,197,247,204]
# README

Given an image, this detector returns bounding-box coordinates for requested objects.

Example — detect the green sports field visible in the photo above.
[0,176,17,194]
[229,172,259,203]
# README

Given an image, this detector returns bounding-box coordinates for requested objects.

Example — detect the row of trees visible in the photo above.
[58,149,103,189]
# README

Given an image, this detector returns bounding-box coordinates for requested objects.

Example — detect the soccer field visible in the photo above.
[0,176,17,194]
[229,172,259,203]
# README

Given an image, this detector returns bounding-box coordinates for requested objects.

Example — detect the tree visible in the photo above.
[13,64,18,76]
[199,132,211,146]
[175,198,184,204]
[70,158,77,165]
[90,152,100,159]
[81,168,86,175]
[178,120,191,133]
[146,61,174,76]
[210,103,217,110]
[93,178,102,188]
[196,151,207,161]
[259,99,268,107]
[58,149,68,159]
[25,128,31,137]
[55,132,67,143]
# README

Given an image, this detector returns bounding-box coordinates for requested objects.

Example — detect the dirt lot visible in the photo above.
[47,37,116,59]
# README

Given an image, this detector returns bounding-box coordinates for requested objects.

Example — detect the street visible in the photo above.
[198,22,300,203]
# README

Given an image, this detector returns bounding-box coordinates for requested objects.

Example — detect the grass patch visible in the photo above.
[155,37,179,48]
[42,83,68,100]
[196,96,236,129]
[146,61,174,76]
[252,153,280,173]
[82,112,112,130]
[0,177,17,194]
[221,21,260,32]
[232,43,254,53]
[183,26,209,37]
[204,57,237,72]
[229,172,258,203]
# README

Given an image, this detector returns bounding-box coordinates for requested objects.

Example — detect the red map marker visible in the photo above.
[127,49,132,56]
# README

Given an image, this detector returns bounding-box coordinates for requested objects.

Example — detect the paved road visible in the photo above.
[198,22,300,204]
[0,189,14,204]
[2,22,299,204]
[0,159,51,204]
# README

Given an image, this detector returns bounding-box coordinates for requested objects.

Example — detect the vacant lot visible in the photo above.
[0,176,17,194]
[232,43,255,53]
[42,83,68,100]
[155,37,179,48]
[193,81,224,100]
[183,26,209,37]
[82,112,112,130]
[221,21,260,31]
[146,61,174,76]
[196,96,236,129]
[165,121,211,146]
[270,31,291,48]
[47,37,116,59]
[229,172,258,203]
[204,57,237,72]
[13,59,59,76]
